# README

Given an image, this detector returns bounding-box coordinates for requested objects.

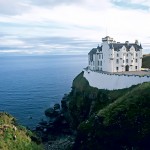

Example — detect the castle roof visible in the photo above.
[88,45,102,61]
[88,46,102,55]
[109,43,143,51]
[88,42,142,59]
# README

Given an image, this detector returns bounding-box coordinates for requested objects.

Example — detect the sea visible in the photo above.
[0,55,87,128]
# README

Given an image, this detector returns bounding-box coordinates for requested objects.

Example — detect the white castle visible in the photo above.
[83,36,150,90]
[88,36,143,72]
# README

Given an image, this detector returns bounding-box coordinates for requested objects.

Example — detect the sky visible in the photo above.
[0,0,150,55]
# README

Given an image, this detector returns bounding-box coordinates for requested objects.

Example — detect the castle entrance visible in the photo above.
[125,65,129,71]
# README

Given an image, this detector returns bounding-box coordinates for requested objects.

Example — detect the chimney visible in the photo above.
[135,40,139,45]
[125,41,129,45]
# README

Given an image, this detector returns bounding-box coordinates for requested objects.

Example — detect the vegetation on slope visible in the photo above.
[69,71,137,129]
[0,112,43,150]
[67,72,150,150]
[142,54,150,68]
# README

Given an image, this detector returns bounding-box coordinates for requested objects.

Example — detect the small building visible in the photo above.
[88,36,143,72]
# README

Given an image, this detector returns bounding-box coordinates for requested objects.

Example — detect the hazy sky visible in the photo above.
[0,0,150,55]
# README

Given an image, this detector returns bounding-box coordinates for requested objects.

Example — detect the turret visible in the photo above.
[102,36,113,43]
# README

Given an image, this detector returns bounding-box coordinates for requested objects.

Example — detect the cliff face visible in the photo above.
[67,71,137,128]
[0,113,43,150]
[66,71,150,150]
[142,54,150,69]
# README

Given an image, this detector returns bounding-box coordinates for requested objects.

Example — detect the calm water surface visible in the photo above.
[0,55,87,128]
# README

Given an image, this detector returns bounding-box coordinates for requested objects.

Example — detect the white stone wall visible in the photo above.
[84,70,150,90]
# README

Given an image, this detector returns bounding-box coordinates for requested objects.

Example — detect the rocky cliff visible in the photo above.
[142,54,150,69]
[66,72,150,150]
[37,71,150,150]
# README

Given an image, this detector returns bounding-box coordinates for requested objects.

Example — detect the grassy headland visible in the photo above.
[67,72,150,150]
[0,112,43,150]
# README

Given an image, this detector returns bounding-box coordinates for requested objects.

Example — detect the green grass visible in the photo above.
[0,112,43,150]
[70,72,150,150]
[142,54,150,68]
[69,72,140,128]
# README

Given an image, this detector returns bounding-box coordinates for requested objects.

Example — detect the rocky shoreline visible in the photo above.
[35,94,75,150]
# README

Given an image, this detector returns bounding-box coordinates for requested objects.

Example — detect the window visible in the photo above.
[89,61,90,65]
[131,60,133,63]
[126,54,128,57]
[136,53,138,57]
[126,59,128,63]
[98,61,99,66]
[116,67,119,71]
[116,59,119,64]
[102,54,103,59]
[99,54,101,59]
[100,61,102,66]
[117,53,119,57]
[135,66,137,69]
[93,61,94,65]
[135,59,138,63]
[123,60,124,63]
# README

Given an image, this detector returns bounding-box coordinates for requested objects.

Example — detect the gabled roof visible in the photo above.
[97,45,102,51]
[88,41,142,61]
[109,43,142,51]
[88,45,102,61]
[88,48,96,55]
[88,45,102,55]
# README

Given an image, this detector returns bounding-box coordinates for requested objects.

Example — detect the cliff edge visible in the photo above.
[67,72,150,150]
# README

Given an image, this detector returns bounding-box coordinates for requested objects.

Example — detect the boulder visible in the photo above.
[45,107,59,118]
[54,103,60,110]
[39,120,47,126]
[61,99,68,110]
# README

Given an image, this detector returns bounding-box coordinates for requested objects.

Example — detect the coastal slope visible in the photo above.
[66,72,150,150]
[0,112,43,150]
[142,54,150,68]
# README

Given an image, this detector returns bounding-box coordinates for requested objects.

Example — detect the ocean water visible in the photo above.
[0,55,87,128]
